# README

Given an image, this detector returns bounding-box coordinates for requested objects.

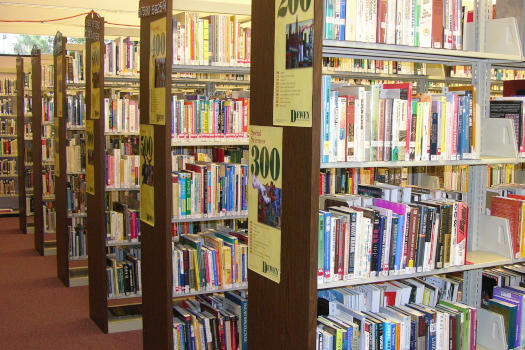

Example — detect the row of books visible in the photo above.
[317,275,476,350]
[0,119,16,136]
[172,72,249,81]
[173,291,248,350]
[172,96,249,141]
[43,203,56,233]
[25,169,33,189]
[26,196,34,214]
[323,57,428,76]
[0,78,15,95]
[42,96,54,123]
[24,123,32,139]
[67,174,86,214]
[66,135,85,174]
[0,179,16,195]
[173,12,251,66]
[172,229,248,295]
[0,159,16,176]
[324,0,467,50]
[41,139,54,163]
[42,64,54,89]
[42,124,54,140]
[171,160,248,219]
[106,203,140,243]
[107,247,141,298]
[24,147,32,164]
[105,37,140,76]
[172,220,247,239]
[24,96,32,113]
[69,218,87,258]
[106,150,139,189]
[66,51,84,84]
[66,93,85,128]
[0,98,13,115]
[0,139,17,156]
[320,167,406,195]
[42,169,55,196]
[171,147,248,168]
[487,184,525,259]
[321,79,475,163]
[318,190,468,283]
[104,97,139,134]
[487,164,525,187]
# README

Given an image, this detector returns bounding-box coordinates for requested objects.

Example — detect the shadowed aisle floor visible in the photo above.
[0,217,142,349]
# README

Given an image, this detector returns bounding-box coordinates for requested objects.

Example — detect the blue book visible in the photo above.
[225,291,248,350]
[339,0,346,40]
[321,210,331,281]
[394,213,405,271]
[322,76,331,163]
[488,298,518,349]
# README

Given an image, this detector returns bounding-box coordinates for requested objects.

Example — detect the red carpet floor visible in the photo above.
[0,217,143,349]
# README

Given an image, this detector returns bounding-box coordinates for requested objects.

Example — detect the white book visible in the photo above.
[337,97,347,162]
[386,0,397,44]
[346,0,357,41]
[369,0,378,43]
[419,0,433,47]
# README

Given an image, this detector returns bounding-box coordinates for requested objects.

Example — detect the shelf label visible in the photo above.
[140,124,155,226]
[56,55,63,118]
[90,41,101,120]
[54,117,60,177]
[273,0,314,127]
[248,125,283,283]
[86,120,95,195]
[149,17,167,125]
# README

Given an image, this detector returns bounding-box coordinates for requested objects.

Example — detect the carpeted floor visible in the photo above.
[0,217,142,349]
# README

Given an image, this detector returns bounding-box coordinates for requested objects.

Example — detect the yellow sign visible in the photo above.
[248,125,283,283]
[149,17,167,125]
[56,55,63,118]
[273,0,314,127]
[90,41,101,120]
[54,117,60,177]
[86,120,95,195]
[140,124,155,226]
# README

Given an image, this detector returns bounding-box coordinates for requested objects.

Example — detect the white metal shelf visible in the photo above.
[106,240,141,247]
[172,283,248,299]
[172,64,250,75]
[321,157,525,169]
[171,212,248,223]
[105,186,140,192]
[171,138,249,147]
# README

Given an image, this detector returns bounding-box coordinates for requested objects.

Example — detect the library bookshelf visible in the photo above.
[53,35,89,287]
[0,56,20,219]
[242,1,525,350]
[85,12,143,333]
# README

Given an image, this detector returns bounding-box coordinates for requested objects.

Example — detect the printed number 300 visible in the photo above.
[277,0,311,17]
[251,146,280,181]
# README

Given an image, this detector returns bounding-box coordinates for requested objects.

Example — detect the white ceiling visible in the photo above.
[0,0,251,38]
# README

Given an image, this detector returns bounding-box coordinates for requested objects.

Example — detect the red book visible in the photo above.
[377,0,388,44]
[407,206,420,269]
[432,0,444,48]
[491,196,522,258]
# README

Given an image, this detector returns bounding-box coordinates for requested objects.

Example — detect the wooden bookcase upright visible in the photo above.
[16,58,26,231]
[86,12,142,333]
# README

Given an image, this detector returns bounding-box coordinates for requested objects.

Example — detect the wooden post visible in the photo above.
[138,0,173,347]
[247,0,322,349]
[16,57,25,233]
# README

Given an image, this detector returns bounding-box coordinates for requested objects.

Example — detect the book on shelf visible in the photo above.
[488,298,518,349]
[173,12,251,66]
[105,191,140,243]
[66,50,84,84]
[0,159,17,176]
[171,95,249,142]
[42,169,55,197]
[66,92,85,128]
[104,96,139,134]
[172,229,248,295]
[42,96,54,123]
[67,174,86,214]
[25,169,34,189]
[324,0,469,50]
[0,78,15,95]
[24,95,32,113]
[42,64,54,89]
[0,119,16,136]
[324,57,428,76]
[171,156,248,219]
[487,164,525,187]
[41,138,54,162]
[106,247,141,298]
[0,139,17,156]
[43,202,56,233]
[0,97,14,115]
[104,37,140,76]
[318,186,469,283]
[173,290,248,350]
[106,138,139,189]
[66,134,85,174]
[317,274,476,350]
[0,179,16,195]
[69,217,87,258]
[321,79,476,163]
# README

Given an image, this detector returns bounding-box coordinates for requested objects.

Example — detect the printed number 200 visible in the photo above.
[251,146,280,181]
[277,0,311,17]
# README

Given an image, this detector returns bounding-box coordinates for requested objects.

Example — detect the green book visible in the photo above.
[488,298,518,349]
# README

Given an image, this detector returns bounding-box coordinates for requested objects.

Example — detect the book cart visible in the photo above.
[137,0,252,347]
[0,56,23,219]
[244,0,525,349]
[85,13,144,333]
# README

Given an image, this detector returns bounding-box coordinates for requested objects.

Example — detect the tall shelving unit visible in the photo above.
[245,0,525,349]
[86,12,143,333]
[54,36,89,287]
[21,55,35,235]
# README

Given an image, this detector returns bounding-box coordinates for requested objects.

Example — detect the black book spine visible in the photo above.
[349,212,356,275]
[371,213,381,274]
[389,216,398,271]
[415,206,427,270]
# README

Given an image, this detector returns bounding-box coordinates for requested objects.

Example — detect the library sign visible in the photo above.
[140,125,155,226]
[149,10,167,125]
[86,120,95,195]
[273,0,314,127]
[248,126,283,283]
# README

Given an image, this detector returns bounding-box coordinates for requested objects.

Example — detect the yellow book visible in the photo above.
[440,96,447,158]
[521,203,525,258]
[223,245,232,286]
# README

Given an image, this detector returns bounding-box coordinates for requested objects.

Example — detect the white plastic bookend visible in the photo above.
[481,118,518,159]
[477,214,513,259]
[485,18,523,57]
[476,309,508,350]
